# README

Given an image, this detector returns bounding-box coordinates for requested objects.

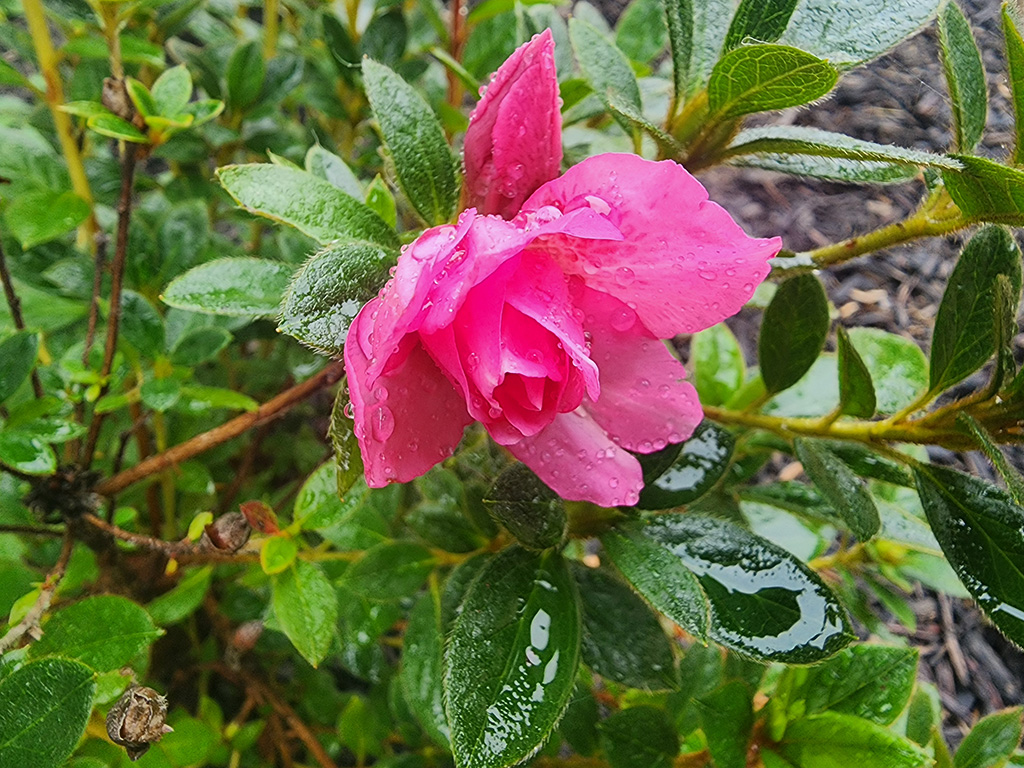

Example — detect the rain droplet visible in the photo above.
[610,306,636,332]
[371,406,395,441]
[615,266,635,286]
[698,269,717,281]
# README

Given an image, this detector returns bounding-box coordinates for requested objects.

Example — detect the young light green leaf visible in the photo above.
[0,658,96,768]
[0,332,38,405]
[362,59,459,226]
[261,536,298,575]
[162,257,294,316]
[795,438,880,540]
[401,589,451,748]
[943,155,1024,223]
[616,0,668,64]
[692,323,745,406]
[570,17,643,135]
[836,326,876,417]
[930,226,1023,394]
[305,144,364,199]
[151,64,193,115]
[217,164,399,248]
[147,566,213,626]
[271,559,339,667]
[0,432,57,475]
[724,0,798,50]
[445,548,580,768]
[0,60,29,88]
[778,711,931,768]
[1003,6,1024,166]
[847,328,929,414]
[759,273,830,394]
[708,45,838,120]
[180,385,259,412]
[344,541,436,601]
[697,682,755,768]
[599,705,679,768]
[938,2,987,153]
[87,113,148,143]
[365,175,397,229]
[125,78,157,118]
[4,189,91,250]
[226,40,265,109]
[637,420,734,510]
[954,707,1023,768]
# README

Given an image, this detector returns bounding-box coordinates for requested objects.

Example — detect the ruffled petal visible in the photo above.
[521,153,781,339]
[505,409,645,507]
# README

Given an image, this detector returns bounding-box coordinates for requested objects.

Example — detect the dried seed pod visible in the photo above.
[232,619,264,654]
[200,512,252,552]
[106,684,173,761]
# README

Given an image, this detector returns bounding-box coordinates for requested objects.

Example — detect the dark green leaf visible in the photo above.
[0,658,95,768]
[570,17,642,133]
[847,328,929,414]
[938,1,987,153]
[599,706,679,768]
[140,378,182,412]
[88,113,148,142]
[697,682,754,768]
[322,12,361,83]
[401,590,450,747]
[329,385,364,500]
[119,290,165,358]
[958,414,1024,505]
[445,548,581,768]
[906,683,942,746]
[797,645,918,724]
[271,560,339,667]
[4,190,91,250]
[691,323,745,407]
[0,432,56,475]
[169,326,232,365]
[217,164,399,248]
[147,566,213,626]
[560,686,600,756]
[778,712,931,768]
[485,463,567,551]
[279,243,394,356]
[663,0,694,99]
[161,257,293,316]
[637,420,734,510]
[954,707,1023,768]
[362,59,459,226]
[616,0,667,63]
[601,523,710,641]
[725,0,798,50]
[915,463,1024,647]
[837,327,876,417]
[822,441,913,487]
[1003,7,1024,166]
[361,10,408,66]
[795,439,880,540]
[759,274,830,394]
[708,45,837,120]
[572,563,678,691]
[644,514,852,662]
[305,144,363,199]
[226,40,265,109]
[943,154,1024,224]
[930,226,1023,393]
[344,541,436,601]
[0,332,38,405]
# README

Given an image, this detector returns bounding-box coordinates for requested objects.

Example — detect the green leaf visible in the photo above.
[179,385,258,412]
[140,378,182,412]
[836,327,876,417]
[362,59,459,226]
[943,154,1024,224]
[663,0,694,100]
[271,559,339,667]
[759,274,830,394]
[697,682,755,768]
[778,712,931,768]
[119,290,165,359]
[822,441,912,487]
[906,682,942,746]
[780,0,942,67]
[677,0,735,98]
[401,590,450,748]
[616,0,668,63]
[361,10,408,66]
[4,189,90,250]
[279,243,394,355]
[87,113,148,143]
[147,566,213,626]
[954,707,1023,768]
[571,17,643,129]
[322,12,361,83]
[958,414,1024,505]
[847,328,929,415]
[930,226,1023,393]
[365,175,398,229]
[161,257,293,316]
[29,595,161,672]
[637,420,734,510]
[445,548,581,768]
[572,563,678,691]
[724,0,798,50]
[601,524,710,641]
[0,658,96,768]
[795,439,880,540]
[0,332,38,405]
[598,705,679,768]
[261,536,298,575]
[226,40,265,109]
[691,323,745,406]
[1003,7,1024,166]
[217,164,399,248]
[914,463,1024,647]
[485,463,567,551]
[0,60,29,88]
[169,327,232,365]
[305,144,364,199]
[125,78,157,119]
[643,514,852,662]
[0,431,56,475]
[151,65,193,116]
[708,45,838,120]
[796,645,918,724]
[329,386,364,501]
[938,1,987,153]
[344,541,436,601]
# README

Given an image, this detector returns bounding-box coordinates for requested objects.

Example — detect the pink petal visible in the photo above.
[464,30,562,219]
[344,306,473,486]
[506,409,645,507]
[521,153,781,339]
[579,287,703,452]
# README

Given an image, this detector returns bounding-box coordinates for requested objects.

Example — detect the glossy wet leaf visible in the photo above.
[644,514,852,662]
[571,17,642,124]
[598,705,679,768]
[938,1,987,153]
[837,327,876,417]
[930,226,1023,393]
[697,682,755,768]
[958,414,1024,505]
[638,420,734,510]
[692,323,745,407]
[572,563,678,691]
[344,541,436,601]
[732,152,921,184]
[943,155,1024,224]
[29,594,162,672]
[161,258,293,316]
[271,559,338,667]
[616,0,667,64]
[601,523,710,641]
[0,658,95,768]
[1003,7,1024,165]
[0,431,57,475]
[5,189,91,250]
[279,243,395,356]
[305,144,363,199]
[362,59,459,226]
[217,164,399,248]
[823,441,912,486]
[915,463,1024,647]
[847,328,929,414]
[0,331,37,405]
[401,590,450,748]
[485,463,567,551]
[261,536,298,574]
[795,439,880,540]
[329,386,365,501]
[708,45,837,120]
[724,0,797,50]
[780,0,942,67]
[445,548,581,768]
[759,274,830,394]
[777,711,931,768]
[954,707,1023,768]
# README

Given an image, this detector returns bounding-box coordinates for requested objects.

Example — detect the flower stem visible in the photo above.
[263,0,279,60]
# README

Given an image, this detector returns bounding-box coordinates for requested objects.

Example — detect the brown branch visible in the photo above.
[0,531,74,652]
[0,232,44,399]
[78,512,257,564]
[96,362,345,497]
[82,233,108,369]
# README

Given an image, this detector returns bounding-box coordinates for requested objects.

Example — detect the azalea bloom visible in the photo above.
[343,36,780,507]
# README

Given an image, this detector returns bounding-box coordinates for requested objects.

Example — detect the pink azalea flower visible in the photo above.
[344,152,780,507]
[462,30,562,219]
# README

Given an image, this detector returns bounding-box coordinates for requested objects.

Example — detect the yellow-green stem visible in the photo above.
[263,0,279,60]
[153,411,177,539]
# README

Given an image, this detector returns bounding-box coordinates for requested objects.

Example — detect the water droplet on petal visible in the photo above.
[614,266,635,286]
[610,306,636,332]
[371,406,395,441]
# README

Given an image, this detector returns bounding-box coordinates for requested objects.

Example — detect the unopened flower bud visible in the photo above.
[200,512,251,552]
[106,685,173,761]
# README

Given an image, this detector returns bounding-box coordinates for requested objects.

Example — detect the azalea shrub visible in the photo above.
[3,0,1024,767]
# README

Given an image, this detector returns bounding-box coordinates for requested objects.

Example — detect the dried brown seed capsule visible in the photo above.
[106,684,173,761]
[200,512,252,552]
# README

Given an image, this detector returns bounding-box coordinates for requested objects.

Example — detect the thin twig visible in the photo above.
[0,524,64,537]
[78,512,256,564]
[96,362,345,497]
[0,233,44,398]
[82,233,108,369]
[0,531,74,653]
